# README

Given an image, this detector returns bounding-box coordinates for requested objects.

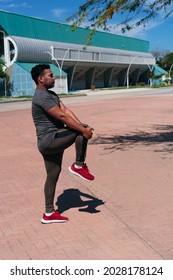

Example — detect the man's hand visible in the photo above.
[83,126,94,139]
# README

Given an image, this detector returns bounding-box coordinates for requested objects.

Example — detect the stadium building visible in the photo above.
[0,10,155,96]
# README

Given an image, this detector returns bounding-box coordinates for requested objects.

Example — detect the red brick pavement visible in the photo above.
[0,88,173,260]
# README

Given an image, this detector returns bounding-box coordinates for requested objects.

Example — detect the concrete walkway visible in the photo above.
[0,87,173,260]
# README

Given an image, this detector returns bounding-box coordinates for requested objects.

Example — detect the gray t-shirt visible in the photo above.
[32,88,65,151]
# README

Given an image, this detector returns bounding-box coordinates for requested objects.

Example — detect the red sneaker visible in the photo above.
[68,163,95,181]
[41,211,68,224]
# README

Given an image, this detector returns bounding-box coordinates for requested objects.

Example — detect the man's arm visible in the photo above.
[60,101,81,124]
[47,104,94,139]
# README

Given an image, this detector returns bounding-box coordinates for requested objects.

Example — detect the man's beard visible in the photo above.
[46,82,55,89]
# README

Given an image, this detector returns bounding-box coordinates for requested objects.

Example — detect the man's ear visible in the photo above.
[38,75,44,84]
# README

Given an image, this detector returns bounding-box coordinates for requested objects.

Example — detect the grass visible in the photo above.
[0,92,86,102]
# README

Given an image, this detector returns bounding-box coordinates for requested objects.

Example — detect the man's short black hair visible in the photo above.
[31,64,50,84]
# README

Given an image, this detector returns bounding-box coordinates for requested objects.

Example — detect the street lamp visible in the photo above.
[144,59,155,87]
[169,63,173,80]
[126,56,136,88]
[46,46,70,93]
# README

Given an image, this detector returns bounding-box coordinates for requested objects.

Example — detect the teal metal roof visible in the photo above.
[16,62,67,76]
[154,64,168,75]
[0,10,150,53]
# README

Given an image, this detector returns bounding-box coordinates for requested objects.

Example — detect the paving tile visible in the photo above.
[0,88,173,260]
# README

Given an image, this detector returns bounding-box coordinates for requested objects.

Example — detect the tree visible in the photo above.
[67,0,173,43]
[151,48,170,68]
[150,51,173,80]
[0,58,9,80]
[162,52,173,71]
[160,52,173,71]
[0,58,9,96]
[151,48,170,64]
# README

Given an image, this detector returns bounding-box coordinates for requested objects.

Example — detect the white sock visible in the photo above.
[45,212,54,216]
[74,164,82,169]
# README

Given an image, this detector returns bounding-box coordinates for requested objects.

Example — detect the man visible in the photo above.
[31,64,94,224]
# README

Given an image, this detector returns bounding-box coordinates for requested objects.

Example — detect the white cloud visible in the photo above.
[51,8,66,18]
[101,16,163,40]
[0,1,31,8]
[6,4,18,8]
[22,2,32,8]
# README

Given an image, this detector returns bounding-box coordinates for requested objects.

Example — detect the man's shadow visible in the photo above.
[56,188,104,214]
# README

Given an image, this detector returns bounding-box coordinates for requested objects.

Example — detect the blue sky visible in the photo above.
[0,0,173,52]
